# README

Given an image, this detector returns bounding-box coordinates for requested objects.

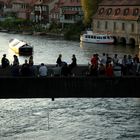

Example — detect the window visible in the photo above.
[133,8,139,16]
[131,23,134,32]
[107,8,112,15]
[103,36,106,39]
[122,23,125,31]
[97,21,100,28]
[114,22,116,30]
[105,21,108,29]
[124,8,129,16]
[115,8,120,15]
[98,8,104,15]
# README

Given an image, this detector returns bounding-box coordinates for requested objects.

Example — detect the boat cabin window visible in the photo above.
[91,36,93,39]
[97,36,102,39]
[103,36,106,39]
[85,35,91,38]
[107,36,110,39]
[93,36,96,39]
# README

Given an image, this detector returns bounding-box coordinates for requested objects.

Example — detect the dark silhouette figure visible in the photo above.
[29,55,34,66]
[13,55,19,66]
[69,54,77,74]
[1,54,9,68]
[61,63,69,76]
[20,59,31,76]
[11,63,20,76]
[56,54,62,67]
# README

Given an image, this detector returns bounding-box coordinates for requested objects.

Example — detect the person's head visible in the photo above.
[114,54,117,57]
[25,59,28,63]
[3,54,6,57]
[41,63,44,66]
[30,55,33,59]
[59,54,62,58]
[72,54,75,57]
[13,55,17,58]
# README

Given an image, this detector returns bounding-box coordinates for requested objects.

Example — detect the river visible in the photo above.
[0,32,140,65]
[0,32,140,140]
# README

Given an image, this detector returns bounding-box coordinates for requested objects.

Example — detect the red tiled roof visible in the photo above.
[100,0,140,6]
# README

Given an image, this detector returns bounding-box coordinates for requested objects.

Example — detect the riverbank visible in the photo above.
[0,29,65,39]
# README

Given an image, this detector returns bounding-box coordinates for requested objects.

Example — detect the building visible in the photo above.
[0,0,38,20]
[0,0,13,17]
[12,0,37,19]
[60,0,83,26]
[49,0,65,24]
[93,0,140,46]
[34,0,58,23]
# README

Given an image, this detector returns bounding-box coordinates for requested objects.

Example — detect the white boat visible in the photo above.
[80,30,114,44]
[9,38,33,55]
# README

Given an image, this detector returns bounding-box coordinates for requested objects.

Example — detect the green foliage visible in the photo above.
[81,0,103,26]
[0,18,34,31]
[64,21,85,40]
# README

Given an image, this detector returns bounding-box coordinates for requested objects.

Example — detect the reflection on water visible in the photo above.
[80,41,140,59]
[0,98,140,140]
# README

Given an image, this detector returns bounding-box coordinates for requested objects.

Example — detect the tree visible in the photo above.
[81,0,102,26]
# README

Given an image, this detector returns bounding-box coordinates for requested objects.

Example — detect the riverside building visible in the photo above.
[93,0,140,46]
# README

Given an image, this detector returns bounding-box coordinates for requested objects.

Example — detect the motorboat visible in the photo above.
[9,38,33,55]
[80,30,114,44]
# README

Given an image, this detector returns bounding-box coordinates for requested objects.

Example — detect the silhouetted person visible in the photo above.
[56,54,62,67]
[1,54,9,68]
[69,54,77,74]
[20,59,30,76]
[13,55,19,66]
[11,63,20,77]
[61,63,69,76]
[29,55,34,66]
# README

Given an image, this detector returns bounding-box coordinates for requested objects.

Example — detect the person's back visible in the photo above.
[69,54,77,75]
[1,54,9,68]
[56,54,62,67]
[39,63,47,77]
[13,55,19,66]
[20,59,30,76]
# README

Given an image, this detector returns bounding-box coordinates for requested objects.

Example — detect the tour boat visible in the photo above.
[80,30,114,44]
[9,38,33,55]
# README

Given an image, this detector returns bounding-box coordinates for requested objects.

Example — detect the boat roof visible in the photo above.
[9,38,32,48]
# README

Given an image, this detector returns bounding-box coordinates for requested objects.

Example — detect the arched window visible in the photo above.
[124,8,129,16]
[106,8,112,15]
[115,8,120,15]
[98,8,104,15]
[133,8,139,16]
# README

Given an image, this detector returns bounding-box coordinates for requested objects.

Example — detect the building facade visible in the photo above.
[93,0,140,46]
[59,0,83,25]
[34,0,58,23]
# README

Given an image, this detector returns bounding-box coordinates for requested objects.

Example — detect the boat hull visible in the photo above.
[9,38,33,55]
[80,31,114,44]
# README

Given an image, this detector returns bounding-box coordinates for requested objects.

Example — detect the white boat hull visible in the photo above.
[9,38,33,55]
[80,31,114,44]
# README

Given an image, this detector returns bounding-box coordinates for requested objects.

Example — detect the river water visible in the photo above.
[0,32,140,65]
[0,33,140,140]
[0,98,140,140]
